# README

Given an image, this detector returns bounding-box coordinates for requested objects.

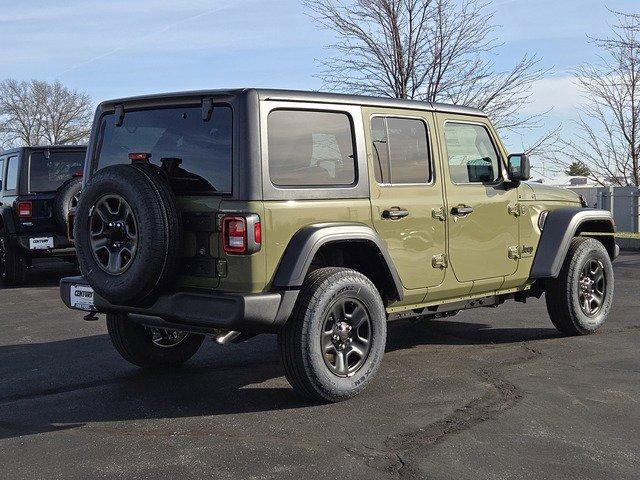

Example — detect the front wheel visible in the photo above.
[106,313,204,368]
[278,267,387,402]
[545,237,614,335]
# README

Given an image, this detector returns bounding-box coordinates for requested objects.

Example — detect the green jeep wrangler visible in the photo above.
[60,89,617,402]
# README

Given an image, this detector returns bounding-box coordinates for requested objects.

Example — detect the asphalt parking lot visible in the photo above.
[1,255,639,480]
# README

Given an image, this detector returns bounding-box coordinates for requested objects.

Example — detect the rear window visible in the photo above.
[95,105,233,195]
[268,110,356,187]
[6,156,18,191]
[29,151,85,193]
[371,116,431,184]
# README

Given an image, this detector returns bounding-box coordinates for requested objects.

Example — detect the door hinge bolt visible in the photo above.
[431,207,446,221]
[432,253,448,269]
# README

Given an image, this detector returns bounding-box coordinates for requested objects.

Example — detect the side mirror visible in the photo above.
[507,153,530,181]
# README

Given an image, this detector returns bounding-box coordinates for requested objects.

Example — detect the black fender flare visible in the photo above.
[272,222,403,301]
[530,208,616,279]
[0,205,17,236]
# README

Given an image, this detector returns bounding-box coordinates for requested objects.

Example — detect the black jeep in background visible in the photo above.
[0,145,86,285]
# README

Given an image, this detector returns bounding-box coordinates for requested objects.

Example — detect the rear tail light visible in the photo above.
[221,214,261,254]
[223,216,247,253]
[17,201,33,218]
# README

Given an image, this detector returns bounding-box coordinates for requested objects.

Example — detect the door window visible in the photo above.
[444,123,501,184]
[268,110,356,187]
[0,158,4,190]
[6,156,18,191]
[370,116,431,184]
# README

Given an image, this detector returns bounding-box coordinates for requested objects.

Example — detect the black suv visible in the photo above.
[0,145,87,285]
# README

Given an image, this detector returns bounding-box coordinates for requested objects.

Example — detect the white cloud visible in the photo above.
[521,76,583,116]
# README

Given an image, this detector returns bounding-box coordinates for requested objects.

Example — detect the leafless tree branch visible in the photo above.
[0,79,93,148]
[305,0,549,139]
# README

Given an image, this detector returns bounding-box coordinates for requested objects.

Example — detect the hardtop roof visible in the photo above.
[99,88,486,117]
[0,145,87,156]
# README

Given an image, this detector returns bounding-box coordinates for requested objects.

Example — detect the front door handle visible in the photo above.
[382,207,409,220]
[451,205,474,216]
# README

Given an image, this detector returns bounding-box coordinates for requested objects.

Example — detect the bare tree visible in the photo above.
[0,79,93,148]
[305,0,548,134]
[555,11,640,186]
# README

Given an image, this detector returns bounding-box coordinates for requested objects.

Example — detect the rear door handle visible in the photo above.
[451,205,474,216]
[382,208,409,220]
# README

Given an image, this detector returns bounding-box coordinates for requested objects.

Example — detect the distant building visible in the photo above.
[531,174,605,188]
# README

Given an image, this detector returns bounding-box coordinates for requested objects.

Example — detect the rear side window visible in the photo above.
[96,105,233,195]
[6,156,18,191]
[0,158,4,190]
[444,122,501,184]
[370,116,431,184]
[268,110,356,187]
[29,151,85,193]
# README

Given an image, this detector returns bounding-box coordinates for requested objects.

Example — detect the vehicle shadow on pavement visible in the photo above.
[0,315,562,440]
[385,316,562,351]
[0,262,78,290]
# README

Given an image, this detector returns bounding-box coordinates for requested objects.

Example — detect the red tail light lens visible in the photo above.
[254,221,261,244]
[17,201,33,218]
[222,216,247,254]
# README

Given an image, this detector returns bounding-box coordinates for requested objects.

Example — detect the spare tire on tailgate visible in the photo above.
[54,176,82,231]
[74,163,183,305]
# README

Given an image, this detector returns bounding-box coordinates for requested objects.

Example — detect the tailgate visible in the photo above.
[177,197,223,289]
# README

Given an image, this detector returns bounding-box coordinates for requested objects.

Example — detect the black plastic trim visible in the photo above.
[272,222,403,301]
[530,208,616,279]
[60,276,298,333]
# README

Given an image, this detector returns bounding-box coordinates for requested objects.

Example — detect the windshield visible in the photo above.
[95,105,233,195]
[29,151,85,193]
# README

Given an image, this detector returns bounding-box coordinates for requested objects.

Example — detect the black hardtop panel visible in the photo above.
[0,145,87,156]
[96,88,486,117]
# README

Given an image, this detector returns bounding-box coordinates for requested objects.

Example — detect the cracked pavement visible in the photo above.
[0,254,639,479]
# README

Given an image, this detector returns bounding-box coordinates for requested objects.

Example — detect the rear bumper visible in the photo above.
[11,234,74,256]
[59,276,298,334]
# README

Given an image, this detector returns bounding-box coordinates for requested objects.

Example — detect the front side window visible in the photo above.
[268,110,356,187]
[6,156,18,191]
[29,151,85,193]
[96,105,233,195]
[371,116,431,184]
[444,122,501,184]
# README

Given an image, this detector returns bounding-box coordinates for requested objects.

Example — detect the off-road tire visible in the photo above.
[278,267,387,402]
[74,163,183,304]
[106,313,204,368]
[0,237,27,286]
[546,237,614,336]
[54,176,82,231]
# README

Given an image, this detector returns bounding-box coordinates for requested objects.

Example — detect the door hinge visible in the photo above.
[432,253,448,269]
[508,203,528,217]
[431,206,446,222]
[508,246,521,260]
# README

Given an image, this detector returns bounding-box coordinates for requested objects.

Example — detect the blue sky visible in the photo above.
[1,0,639,157]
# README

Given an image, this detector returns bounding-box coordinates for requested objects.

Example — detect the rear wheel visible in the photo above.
[0,237,27,286]
[278,267,387,402]
[546,237,614,335]
[106,313,204,368]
